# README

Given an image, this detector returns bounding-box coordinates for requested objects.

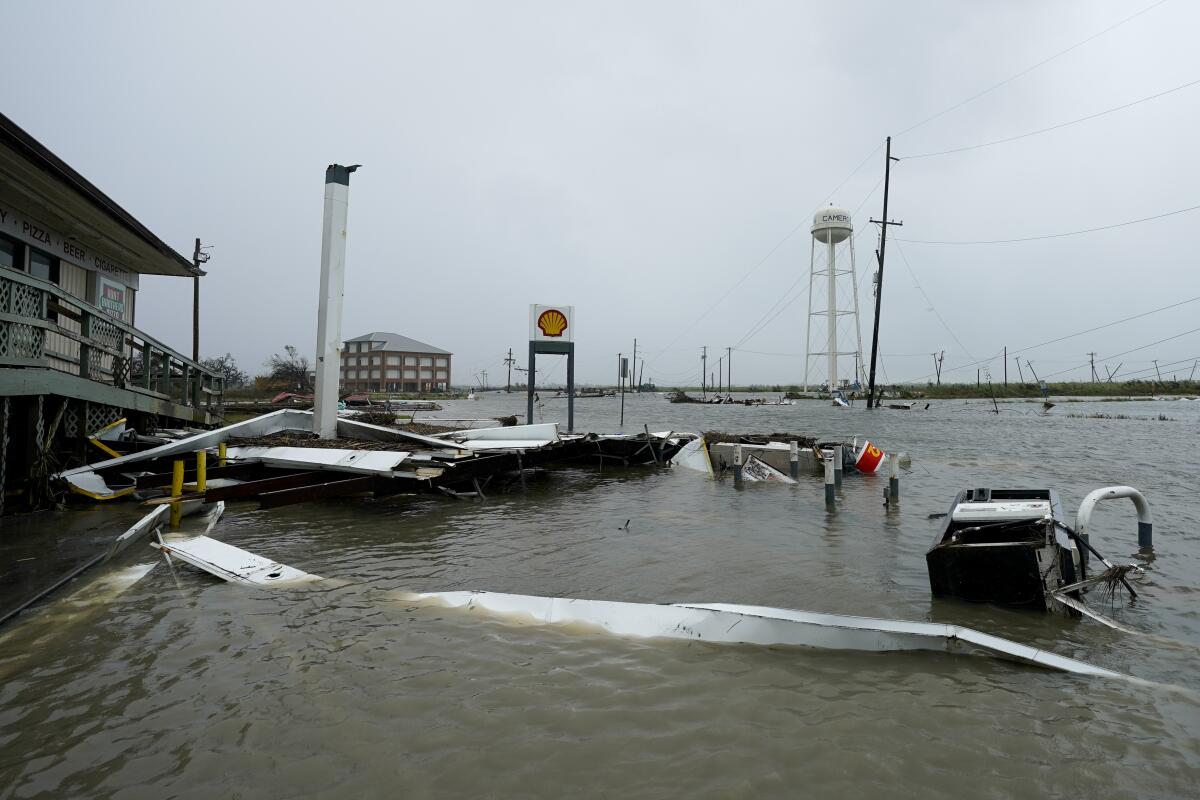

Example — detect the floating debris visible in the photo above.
[413,590,1126,678]
[152,535,320,586]
[926,486,1149,618]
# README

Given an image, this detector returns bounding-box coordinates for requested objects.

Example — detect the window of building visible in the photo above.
[347,369,357,380]
[386,368,399,379]
[370,369,380,379]
[435,358,448,367]
[386,355,400,366]
[0,235,23,271]
[420,369,433,378]
[419,357,433,367]
[370,355,380,365]
[405,356,417,366]
[436,369,447,378]
[403,369,416,379]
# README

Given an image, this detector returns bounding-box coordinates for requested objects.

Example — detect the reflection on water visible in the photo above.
[1,394,1198,798]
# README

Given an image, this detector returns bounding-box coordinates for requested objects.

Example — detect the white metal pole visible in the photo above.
[804,237,815,392]
[827,236,837,395]
[849,230,865,387]
[313,163,359,439]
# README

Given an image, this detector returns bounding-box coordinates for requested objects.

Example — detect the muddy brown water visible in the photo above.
[1,394,1199,798]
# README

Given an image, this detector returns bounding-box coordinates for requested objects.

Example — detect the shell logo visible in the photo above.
[537,309,568,337]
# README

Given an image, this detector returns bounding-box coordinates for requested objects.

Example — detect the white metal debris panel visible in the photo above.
[451,440,557,451]
[221,446,410,475]
[153,535,319,586]
[443,423,560,442]
[415,591,1123,678]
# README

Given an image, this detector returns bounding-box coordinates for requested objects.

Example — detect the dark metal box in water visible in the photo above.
[926,488,1082,611]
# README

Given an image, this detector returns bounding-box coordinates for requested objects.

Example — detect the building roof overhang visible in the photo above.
[0,112,200,278]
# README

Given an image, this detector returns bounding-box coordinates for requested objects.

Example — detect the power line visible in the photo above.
[896,203,1200,245]
[643,141,884,369]
[895,0,1172,137]
[893,240,977,362]
[906,294,1200,383]
[903,76,1200,159]
[1040,325,1200,379]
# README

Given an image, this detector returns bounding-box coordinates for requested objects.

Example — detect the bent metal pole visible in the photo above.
[313,164,360,439]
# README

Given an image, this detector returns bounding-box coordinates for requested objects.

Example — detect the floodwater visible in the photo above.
[2,393,1199,798]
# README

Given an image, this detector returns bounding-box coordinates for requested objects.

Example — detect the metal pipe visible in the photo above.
[789,440,799,480]
[1075,485,1153,550]
[733,444,743,486]
[824,456,836,509]
[833,444,843,491]
[888,453,899,503]
[218,442,227,468]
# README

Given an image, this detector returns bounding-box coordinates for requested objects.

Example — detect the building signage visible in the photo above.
[529,304,574,342]
[0,202,140,290]
[97,276,127,319]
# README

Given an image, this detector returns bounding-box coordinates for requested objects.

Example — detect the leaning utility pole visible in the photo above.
[191,238,210,363]
[631,338,638,392]
[932,350,944,386]
[1153,359,1162,382]
[504,348,515,392]
[1088,352,1098,383]
[866,136,902,408]
[1015,356,1026,384]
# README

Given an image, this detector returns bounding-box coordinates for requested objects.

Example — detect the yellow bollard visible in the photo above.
[196,450,207,493]
[218,442,227,468]
[169,459,184,529]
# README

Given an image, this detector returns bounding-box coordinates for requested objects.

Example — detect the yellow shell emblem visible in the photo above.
[537,309,568,337]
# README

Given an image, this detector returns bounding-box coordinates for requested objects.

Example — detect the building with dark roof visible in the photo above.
[341,332,452,393]
[0,111,223,510]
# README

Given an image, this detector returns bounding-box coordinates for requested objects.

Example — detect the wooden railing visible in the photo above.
[0,267,224,411]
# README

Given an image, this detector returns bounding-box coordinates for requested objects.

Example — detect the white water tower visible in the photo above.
[804,205,865,397]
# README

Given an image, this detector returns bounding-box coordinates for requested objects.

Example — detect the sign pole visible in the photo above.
[313,163,359,438]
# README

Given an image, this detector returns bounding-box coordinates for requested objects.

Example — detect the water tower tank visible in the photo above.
[811,206,853,243]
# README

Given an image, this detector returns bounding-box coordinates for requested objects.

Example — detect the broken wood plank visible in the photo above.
[203,471,327,502]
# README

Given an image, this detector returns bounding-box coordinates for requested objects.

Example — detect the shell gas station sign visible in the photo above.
[529,304,574,342]
[527,304,576,431]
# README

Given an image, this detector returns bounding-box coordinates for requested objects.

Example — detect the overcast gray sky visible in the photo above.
[4,0,1198,386]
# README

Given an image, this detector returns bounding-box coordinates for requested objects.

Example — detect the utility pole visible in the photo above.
[1153,359,1162,382]
[1105,363,1122,382]
[1026,361,1041,384]
[701,346,707,397]
[726,346,731,393]
[932,351,944,386]
[632,338,638,392]
[977,368,980,387]
[716,356,723,392]
[1015,356,1026,384]
[1190,359,1197,381]
[1088,352,1098,383]
[191,238,210,363]
[504,348,515,392]
[1003,346,1008,387]
[866,136,902,408]
[618,353,626,426]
